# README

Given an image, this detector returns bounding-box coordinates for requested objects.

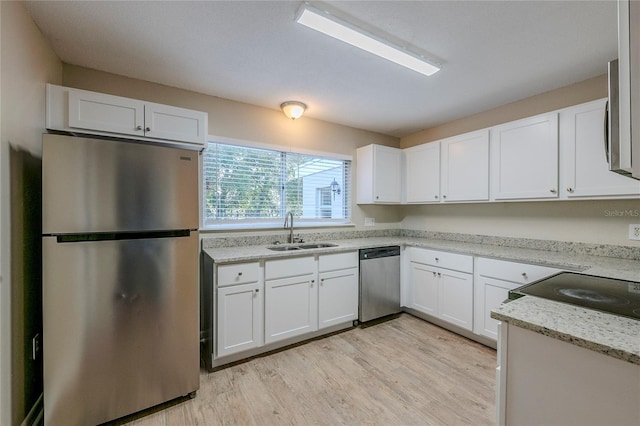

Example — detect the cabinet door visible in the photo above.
[438,269,473,330]
[409,262,438,316]
[265,274,318,344]
[144,102,207,146]
[318,268,358,329]
[217,282,262,357]
[473,276,518,340]
[561,99,640,198]
[68,89,144,137]
[491,113,559,200]
[441,130,490,202]
[373,145,402,203]
[404,142,440,203]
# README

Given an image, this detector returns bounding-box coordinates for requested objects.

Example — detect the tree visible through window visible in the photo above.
[203,142,351,226]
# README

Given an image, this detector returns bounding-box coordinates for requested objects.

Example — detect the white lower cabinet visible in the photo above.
[217,282,263,357]
[474,257,562,341]
[216,261,263,357]
[318,267,358,329]
[407,247,473,331]
[265,273,318,344]
[263,252,358,344]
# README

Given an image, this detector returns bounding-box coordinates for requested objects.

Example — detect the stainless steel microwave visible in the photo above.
[607,0,639,180]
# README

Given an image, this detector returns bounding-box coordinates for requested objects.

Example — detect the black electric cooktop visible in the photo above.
[509,272,640,320]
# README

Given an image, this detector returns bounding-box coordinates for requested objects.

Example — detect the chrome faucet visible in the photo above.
[284,211,294,244]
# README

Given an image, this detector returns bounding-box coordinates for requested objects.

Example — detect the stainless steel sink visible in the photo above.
[267,246,301,251]
[298,243,338,249]
[267,243,338,251]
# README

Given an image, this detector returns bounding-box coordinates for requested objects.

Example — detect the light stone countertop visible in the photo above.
[202,235,640,364]
[491,296,640,365]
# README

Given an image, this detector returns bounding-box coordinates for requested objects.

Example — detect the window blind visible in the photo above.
[203,142,351,226]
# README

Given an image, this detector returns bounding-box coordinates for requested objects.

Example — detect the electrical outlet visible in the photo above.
[364,217,375,227]
[32,334,40,360]
[629,224,640,241]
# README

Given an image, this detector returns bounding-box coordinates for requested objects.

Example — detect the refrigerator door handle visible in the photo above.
[55,229,192,243]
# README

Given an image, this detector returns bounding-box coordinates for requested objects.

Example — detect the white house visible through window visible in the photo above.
[203,141,351,227]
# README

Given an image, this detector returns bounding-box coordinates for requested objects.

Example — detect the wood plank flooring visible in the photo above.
[120,314,496,425]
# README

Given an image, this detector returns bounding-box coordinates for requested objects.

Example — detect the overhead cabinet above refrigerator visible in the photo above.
[46,84,208,149]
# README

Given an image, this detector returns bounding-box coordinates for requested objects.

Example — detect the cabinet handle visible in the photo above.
[136,125,143,131]
[567,188,574,193]
[550,189,557,194]
[238,272,243,276]
[375,196,379,200]
[255,289,259,293]
[437,272,441,277]
[442,195,447,199]
[435,257,439,262]
[145,127,151,132]
[432,272,437,277]
[521,272,528,279]
[434,195,439,199]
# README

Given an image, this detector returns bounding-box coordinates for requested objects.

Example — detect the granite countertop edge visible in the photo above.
[491,296,640,365]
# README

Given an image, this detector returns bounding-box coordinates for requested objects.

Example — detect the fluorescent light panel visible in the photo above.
[296,5,440,77]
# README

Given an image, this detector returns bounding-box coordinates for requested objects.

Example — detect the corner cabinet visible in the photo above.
[46,84,207,149]
[560,99,640,198]
[490,112,559,200]
[473,257,561,341]
[357,144,402,204]
[407,248,474,331]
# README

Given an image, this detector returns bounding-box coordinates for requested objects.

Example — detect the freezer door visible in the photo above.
[42,133,199,234]
[43,233,199,425]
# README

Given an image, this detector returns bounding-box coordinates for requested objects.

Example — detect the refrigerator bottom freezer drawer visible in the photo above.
[42,233,199,425]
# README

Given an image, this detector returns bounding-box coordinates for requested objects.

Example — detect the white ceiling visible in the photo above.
[24,0,618,138]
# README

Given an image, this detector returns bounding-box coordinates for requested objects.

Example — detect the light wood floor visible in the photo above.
[121,314,496,425]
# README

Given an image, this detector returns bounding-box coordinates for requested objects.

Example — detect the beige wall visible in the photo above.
[401,75,607,148]
[62,65,405,230]
[0,2,63,424]
[399,75,640,247]
[403,200,640,246]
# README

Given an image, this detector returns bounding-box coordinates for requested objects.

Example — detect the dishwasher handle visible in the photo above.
[360,246,400,260]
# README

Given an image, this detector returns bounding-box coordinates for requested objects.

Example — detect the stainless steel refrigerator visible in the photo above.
[42,133,200,425]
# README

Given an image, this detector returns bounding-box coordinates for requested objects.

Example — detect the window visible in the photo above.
[203,141,351,227]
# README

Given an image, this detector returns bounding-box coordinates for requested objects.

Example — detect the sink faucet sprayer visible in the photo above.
[284,211,294,244]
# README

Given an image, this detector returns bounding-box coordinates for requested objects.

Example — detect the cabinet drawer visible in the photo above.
[409,248,473,273]
[265,256,315,280]
[477,257,562,284]
[217,262,260,287]
[319,251,358,272]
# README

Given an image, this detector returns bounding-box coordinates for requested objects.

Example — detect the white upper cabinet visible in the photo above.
[404,142,440,203]
[491,112,559,200]
[441,129,490,202]
[357,144,402,204]
[47,84,207,149]
[560,99,640,198]
[68,89,144,137]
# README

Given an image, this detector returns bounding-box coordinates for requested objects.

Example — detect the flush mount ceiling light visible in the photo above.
[280,101,307,120]
[296,4,441,77]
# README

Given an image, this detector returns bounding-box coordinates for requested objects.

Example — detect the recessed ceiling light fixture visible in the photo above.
[280,101,307,120]
[296,3,441,77]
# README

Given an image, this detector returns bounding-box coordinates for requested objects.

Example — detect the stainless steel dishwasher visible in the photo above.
[359,246,401,323]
